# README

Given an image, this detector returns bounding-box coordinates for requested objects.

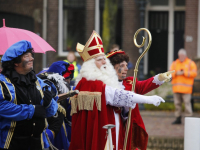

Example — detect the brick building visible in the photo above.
[0,0,199,77]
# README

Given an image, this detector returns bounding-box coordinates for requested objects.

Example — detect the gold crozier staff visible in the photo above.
[123,28,152,150]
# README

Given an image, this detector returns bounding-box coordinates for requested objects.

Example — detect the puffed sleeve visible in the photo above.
[0,82,35,121]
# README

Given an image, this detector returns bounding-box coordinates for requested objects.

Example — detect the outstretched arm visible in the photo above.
[105,85,165,109]
[135,70,174,94]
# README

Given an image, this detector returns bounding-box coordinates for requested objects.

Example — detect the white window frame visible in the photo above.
[144,0,185,75]
[58,0,80,57]
[198,0,200,57]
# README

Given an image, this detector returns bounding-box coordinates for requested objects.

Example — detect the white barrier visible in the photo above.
[184,117,200,150]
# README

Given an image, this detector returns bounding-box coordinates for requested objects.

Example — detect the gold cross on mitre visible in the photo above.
[76,31,105,62]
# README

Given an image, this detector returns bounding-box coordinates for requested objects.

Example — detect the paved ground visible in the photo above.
[140,111,200,138]
[139,111,200,149]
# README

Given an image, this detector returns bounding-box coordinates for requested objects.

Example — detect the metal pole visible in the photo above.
[58,0,63,57]
[42,0,47,68]
[108,128,113,150]
[95,0,100,34]
[103,124,115,150]
[198,0,200,57]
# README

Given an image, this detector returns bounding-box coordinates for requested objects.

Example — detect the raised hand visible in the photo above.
[158,70,175,82]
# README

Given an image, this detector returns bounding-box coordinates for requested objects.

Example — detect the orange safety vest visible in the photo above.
[170,57,197,94]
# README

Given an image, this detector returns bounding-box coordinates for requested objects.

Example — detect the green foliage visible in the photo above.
[141,79,200,111]
[149,70,156,76]
[144,102,200,111]
[144,103,175,111]
[102,0,118,52]
[194,103,200,111]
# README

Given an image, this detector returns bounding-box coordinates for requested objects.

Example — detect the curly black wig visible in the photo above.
[108,53,129,67]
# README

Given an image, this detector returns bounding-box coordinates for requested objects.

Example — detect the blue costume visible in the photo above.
[38,61,73,150]
[0,40,58,150]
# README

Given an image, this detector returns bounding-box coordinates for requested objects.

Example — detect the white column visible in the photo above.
[197,0,200,57]
[58,0,63,56]
[95,0,100,34]
[42,0,47,68]
[63,10,68,52]
[184,117,200,150]
[167,0,174,70]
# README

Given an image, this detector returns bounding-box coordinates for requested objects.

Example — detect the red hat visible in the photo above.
[106,50,125,58]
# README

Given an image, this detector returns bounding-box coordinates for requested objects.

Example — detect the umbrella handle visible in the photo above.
[3,19,6,27]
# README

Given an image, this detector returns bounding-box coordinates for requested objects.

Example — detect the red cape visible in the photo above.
[69,78,125,150]
[124,76,159,150]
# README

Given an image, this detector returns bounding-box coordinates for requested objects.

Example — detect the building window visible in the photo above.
[175,0,185,6]
[0,12,34,31]
[150,0,169,6]
[63,0,86,52]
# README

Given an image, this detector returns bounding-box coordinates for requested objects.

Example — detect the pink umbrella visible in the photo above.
[0,19,56,55]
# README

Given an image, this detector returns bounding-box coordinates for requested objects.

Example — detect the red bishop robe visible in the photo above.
[69,76,160,150]
[69,78,123,150]
[124,76,159,150]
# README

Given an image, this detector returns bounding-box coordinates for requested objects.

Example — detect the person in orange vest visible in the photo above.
[170,48,197,124]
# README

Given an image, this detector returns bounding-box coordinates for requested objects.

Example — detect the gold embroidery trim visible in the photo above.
[45,118,48,129]
[62,122,67,137]
[2,81,12,102]
[4,121,16,149]
[50,130,55,138]
[5,77,17,104]
[126,80,133,84]
[70,91,101,115]
[12,85,17,104]
[35,80,44,98]
[41,133,44,149]
[4,78,17,149]
[58,104,66,117]
[0,83,5,99]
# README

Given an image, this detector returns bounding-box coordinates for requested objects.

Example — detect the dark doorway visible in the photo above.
[148,11,168,76]
[174,11,185,60]
[0,12,34,32]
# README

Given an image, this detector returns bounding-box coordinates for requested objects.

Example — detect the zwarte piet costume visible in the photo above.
[0,40,58,150]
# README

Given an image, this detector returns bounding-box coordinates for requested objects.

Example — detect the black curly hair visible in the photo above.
[1,48,34,75]
[108,53,129,67]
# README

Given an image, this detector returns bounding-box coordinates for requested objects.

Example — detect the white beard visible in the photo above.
[75,58,119,89]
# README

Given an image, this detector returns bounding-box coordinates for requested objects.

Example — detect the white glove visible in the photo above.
[158,70,175,82]
[132,93,165,106]
[143,95,165,106]
[112,89,165,108]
